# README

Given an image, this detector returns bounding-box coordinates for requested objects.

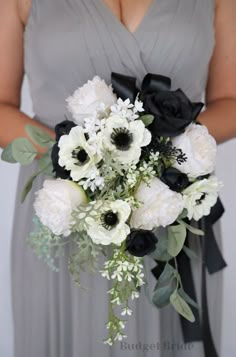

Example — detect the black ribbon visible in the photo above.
[111,72,227,357]
[152,199,227,357]
[111,72,171,102]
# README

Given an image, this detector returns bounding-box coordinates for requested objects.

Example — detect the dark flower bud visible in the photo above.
[143,89,203,138]
[55,120,76,142]
[126,229,158,257]
[160,167,189,192]
[51,143,71,179]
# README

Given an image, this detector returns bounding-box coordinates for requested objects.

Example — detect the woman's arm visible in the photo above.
[0,0,54,153]
[198,0,236,144]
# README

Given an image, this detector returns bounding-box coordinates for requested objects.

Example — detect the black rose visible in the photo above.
[126,230,158,257]
[143,89,203,137]
[160,167,189,193]
[51,143,71,179]
[55,120,76,142]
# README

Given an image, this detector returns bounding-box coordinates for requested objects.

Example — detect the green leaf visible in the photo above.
[152,263,177,308]
[170,290,195,322]
[1,142,17,163]
[25,124,55,148]
[140,114,154,126]
[167,224,187,257]
[21,172,39,203]
[38,149,53,175]
[178,288,199,310]
[183,245,200,261]
[178,220,204,236]
[12,138,37,165]
[150,233,172,262]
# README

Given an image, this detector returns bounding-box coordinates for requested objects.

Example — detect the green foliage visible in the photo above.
[140,114,154,127]
[68,232,102,287]
[21,172,39,203]
[183,245,200,261]
[152,263,177,308]
[27,217,67,272]
[1,142,17,163]
[167,224,187,257]
[150,232,172,262]
[25,124,55,148]
[178,219,204,236]
[12,138,37,165]
[170,290,195,322]
[178,287,199,309]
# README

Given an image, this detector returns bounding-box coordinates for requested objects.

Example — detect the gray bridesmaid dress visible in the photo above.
[11,0,224,356]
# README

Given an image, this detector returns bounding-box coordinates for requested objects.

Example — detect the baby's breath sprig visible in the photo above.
[100,242,145,345]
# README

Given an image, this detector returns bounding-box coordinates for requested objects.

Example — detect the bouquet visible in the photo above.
[1,73,222,345]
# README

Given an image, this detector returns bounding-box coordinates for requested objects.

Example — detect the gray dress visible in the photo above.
[11,0,224,356]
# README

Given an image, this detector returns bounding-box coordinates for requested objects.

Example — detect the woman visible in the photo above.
[0,0,235,356]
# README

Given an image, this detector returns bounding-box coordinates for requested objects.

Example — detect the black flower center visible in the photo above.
[111,127,133,151]
[72,147,89,166]
[196,193,207,205]
[102,211,119,230]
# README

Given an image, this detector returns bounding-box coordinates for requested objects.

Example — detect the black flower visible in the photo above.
[143,89,203,137]
[126,230,158,257]
[160,167,189,193]
[55,120,76,142]
[51,143,71,179]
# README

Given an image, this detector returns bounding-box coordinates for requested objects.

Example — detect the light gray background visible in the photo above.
[0,79,235,356]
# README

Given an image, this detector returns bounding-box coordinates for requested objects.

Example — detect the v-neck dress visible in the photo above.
[11,0,224,356]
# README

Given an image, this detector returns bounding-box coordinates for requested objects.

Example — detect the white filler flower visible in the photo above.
[66,76,117,125]
[172,123,217,178]
[182,176,223,220]
[131,178,184,230]
[86,200,131,246]
[34,179,87,237]
[58,126,101,181]
[101,115,151,164]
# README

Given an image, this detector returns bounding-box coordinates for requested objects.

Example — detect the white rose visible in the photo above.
[182,175,223,221]
[66,76,117,125]
[131,178,184,230]
[34,179,87,237]
[86,200,131,246]
[172,123,217,178]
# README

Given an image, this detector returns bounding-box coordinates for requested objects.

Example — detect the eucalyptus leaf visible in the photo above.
[178,220,204,236]
[140,114,154,127]
[26,124,55,148]
[1,142,17,163]
[178,287,199,310]
[12,138,37,165]
[38,149,53,175]
[183,246,200,261]
[170,290,195,322]
[152,263,177,308]
[21,172,39,203]
[150,234,172,262]
[167,224,187,257]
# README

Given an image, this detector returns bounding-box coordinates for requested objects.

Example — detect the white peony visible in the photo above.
[100,115,151,164]
[66,76,117,125]
[86,200,131,246]
[131,178,184,230]
[182,176,223,221]
[34,179,87,237]
[58,126,102,181]
[172,123,217,178]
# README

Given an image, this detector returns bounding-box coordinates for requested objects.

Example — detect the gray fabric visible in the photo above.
[12,0,224,356]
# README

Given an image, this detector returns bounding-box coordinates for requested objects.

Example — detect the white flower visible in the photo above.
[121,307,132,316]
[34,179,87,237]
[131,178,184,230]
[66,76,117,125]
[110,97,144,121]
[80,170,105,192]
[86,200,131,246]
[182,176,223,220]
[58,126,101,181]
[172,123,217,178]
[100,115,151,164]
